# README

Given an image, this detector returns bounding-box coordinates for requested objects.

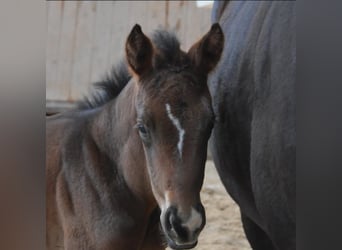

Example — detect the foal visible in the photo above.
[46,24,223,250]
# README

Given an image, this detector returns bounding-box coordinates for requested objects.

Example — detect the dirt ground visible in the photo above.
[167,160,251,250]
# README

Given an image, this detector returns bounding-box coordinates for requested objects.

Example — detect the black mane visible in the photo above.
[77,61,130,110]
[77,29,185,110]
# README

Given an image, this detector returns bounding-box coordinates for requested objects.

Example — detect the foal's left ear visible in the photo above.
[187,23,224,74]
[125,24,154,78]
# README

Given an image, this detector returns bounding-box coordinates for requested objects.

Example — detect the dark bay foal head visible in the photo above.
[125,24,223,249]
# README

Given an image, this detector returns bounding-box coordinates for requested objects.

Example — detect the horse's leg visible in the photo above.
[140,224,166,250]
[240,212,276,250]
[140,221,165,250]
[63,226,92,250]
[138,207,165,250]
[46,223,64,250]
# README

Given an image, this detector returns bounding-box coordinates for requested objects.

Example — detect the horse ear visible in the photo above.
[187,23,224,74]
[125,24,153,78]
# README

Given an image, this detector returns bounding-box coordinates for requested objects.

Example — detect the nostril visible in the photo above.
[169,214,182,230]
[195,203,206,230]
[164,206,189,241]
[164,207,172,231]
[169,212,176,228]
[170,213,189,241]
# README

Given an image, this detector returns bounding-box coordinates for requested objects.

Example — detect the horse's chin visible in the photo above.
[165,237,198,250]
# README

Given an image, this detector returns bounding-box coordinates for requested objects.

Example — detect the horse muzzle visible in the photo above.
[161,204,206,249]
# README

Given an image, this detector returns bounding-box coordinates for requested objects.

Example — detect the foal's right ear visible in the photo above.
[125,24,153,78]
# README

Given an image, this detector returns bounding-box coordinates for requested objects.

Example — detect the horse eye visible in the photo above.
[137,124,147,134]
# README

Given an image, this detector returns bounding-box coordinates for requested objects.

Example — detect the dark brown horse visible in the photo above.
[209,1,295,249]
[46,24,223,250]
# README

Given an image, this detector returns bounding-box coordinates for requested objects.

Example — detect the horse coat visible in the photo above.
[209,1,295,249]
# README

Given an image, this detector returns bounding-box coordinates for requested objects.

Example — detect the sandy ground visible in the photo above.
[167,160,251,250]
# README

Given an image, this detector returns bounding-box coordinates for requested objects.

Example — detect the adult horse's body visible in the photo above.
[209,1,295,249]
[46,24,223,250]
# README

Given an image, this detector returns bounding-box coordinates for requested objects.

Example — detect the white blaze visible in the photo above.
[165,103,185,158]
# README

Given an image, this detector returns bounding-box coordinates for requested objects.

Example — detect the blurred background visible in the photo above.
[46,1,213,114]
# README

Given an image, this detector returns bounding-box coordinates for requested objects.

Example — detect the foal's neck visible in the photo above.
[91,79,157,213]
